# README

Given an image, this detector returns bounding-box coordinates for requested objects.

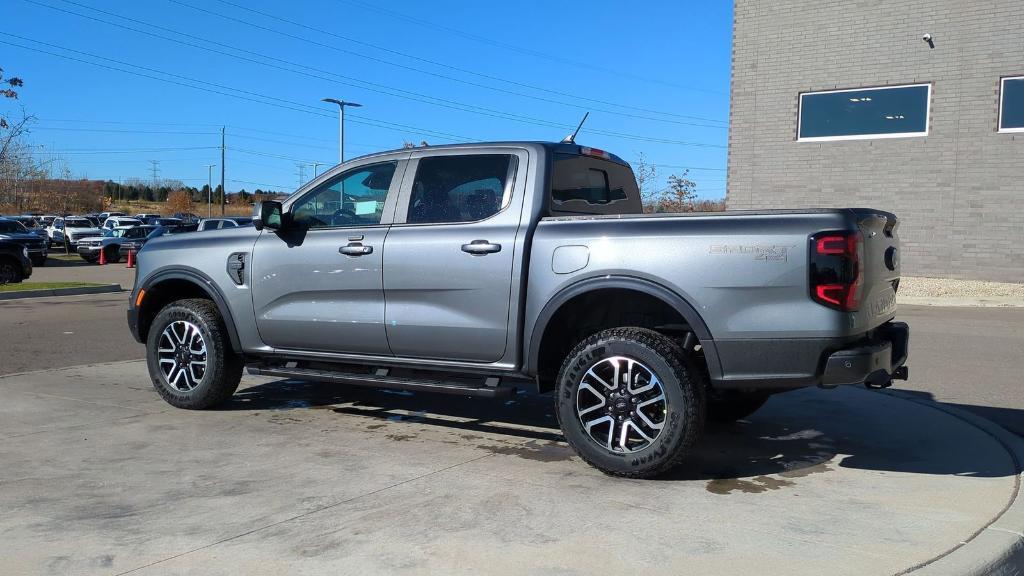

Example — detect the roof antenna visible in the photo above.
[561,112,589,144]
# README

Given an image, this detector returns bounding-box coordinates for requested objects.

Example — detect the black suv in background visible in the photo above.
[0,239,33,284]
[0,218,48,266]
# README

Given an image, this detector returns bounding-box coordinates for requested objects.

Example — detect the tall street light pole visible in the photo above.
[321,98,362,164]
[205,164,216,218]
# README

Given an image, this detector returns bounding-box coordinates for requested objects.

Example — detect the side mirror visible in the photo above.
[253,200,284,231]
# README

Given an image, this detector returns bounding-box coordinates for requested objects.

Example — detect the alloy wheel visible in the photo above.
[157,320,208,391]
[576,356,667,453]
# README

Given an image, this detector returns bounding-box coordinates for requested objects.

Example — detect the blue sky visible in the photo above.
[3,0,732,197]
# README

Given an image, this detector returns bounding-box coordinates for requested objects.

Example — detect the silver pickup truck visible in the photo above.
[127,141,908,478]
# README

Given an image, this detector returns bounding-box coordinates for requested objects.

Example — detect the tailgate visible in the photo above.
[851,209,900,331]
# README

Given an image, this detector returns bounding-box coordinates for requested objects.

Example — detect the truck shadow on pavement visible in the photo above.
[226,379,1019,484]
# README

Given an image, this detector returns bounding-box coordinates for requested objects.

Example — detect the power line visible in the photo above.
[32,126,220,135]
[167,0,728,126]
[228,178,290,190]
[333,0,725,96]
[23,0,729,144]
[27,146,220,154]
[0,35,475,143]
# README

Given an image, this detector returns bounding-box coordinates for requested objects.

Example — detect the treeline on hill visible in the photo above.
[0,177,285,214]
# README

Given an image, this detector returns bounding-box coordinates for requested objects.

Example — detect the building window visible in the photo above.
[999,76,1024,133]
[797,84,931,141]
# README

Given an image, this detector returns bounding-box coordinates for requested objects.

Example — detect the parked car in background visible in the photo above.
[80,214,103,228]
[101,216,143,231]
[98,211,126,222]
[0,218,48,266]
[196,217,254,231]
[147,217,184,227]
[171,212,200,224]
[134,213,162,222]
[46,216,104,248]
[38,215,58,228]
[78,224,156,263]
[0,239,32,284]
[117,225,191,260]
[4,216,50,241]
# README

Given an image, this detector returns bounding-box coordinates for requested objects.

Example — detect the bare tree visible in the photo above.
[633,153,658,211]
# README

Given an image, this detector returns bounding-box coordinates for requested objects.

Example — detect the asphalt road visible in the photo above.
[0,292,143,375]
[1,295,1021,435]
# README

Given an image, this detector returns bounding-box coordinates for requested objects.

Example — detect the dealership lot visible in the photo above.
[0,298,1022,574]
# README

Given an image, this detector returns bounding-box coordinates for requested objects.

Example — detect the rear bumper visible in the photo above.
[821,322,909,387]
[710,321,909,390]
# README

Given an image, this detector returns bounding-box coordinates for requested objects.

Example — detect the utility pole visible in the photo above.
[321,98,362,163]
[205,164,216,218]
[220,126,226,215]
[295,163,307,188]
[149,160,160,207]
[312,162,324,179]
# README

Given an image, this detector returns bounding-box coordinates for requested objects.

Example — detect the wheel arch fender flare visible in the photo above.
[524,275,722,381]
[138,266,243,354]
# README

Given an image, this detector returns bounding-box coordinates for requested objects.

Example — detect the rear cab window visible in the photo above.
[548,150,643,216]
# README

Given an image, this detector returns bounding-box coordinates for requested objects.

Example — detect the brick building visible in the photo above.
[726,0,1024,281]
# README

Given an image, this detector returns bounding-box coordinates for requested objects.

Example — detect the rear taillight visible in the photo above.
[809,231,863,311]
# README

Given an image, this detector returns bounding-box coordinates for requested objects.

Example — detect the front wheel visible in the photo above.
[556,327,706,478]
[0,257,23,284]
[146,298,242,409]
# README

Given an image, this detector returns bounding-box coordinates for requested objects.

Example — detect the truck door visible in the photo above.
[250,158,406,355]
[383,149,527,363]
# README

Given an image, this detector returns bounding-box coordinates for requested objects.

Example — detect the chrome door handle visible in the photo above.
[461,240,501,255]
[339,243,373,256]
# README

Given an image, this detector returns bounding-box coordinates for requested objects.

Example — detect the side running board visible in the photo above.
[246,364,515,399]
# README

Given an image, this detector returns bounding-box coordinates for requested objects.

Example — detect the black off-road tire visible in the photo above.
[146,298,243,409]
[555,327,706,479]
[0,257,23,284]
[707,390,771,423]
[81,254,98,263]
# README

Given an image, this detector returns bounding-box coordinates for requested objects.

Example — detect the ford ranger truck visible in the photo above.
[127,142,908,478]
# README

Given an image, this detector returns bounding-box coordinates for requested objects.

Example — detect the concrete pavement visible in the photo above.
[1,360,1021,575]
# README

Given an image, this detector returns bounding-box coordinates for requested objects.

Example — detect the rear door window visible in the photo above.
[405,154,516,224]
[549,153,642,215]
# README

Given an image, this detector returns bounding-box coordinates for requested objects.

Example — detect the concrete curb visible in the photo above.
[0,283,123,301]
[883,389,1024,576]
[898,295,1024,308]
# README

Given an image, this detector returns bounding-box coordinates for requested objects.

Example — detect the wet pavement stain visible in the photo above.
[386,433,417,442]
[706,475,795,494]
[484,440,573,463]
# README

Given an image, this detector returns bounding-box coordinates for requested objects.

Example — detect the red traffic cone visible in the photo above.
[126,249,135,269]
[98,246,106,266]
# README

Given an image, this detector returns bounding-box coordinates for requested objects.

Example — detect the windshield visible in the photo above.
[0,220,28,233]
[65,219,92,228]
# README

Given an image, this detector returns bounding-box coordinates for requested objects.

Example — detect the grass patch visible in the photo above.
[47,253,85,261]
[0,281,106,293]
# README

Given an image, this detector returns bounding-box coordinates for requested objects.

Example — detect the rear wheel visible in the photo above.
[0,257,23,284]
[556,327,705,478]
[146,298,242,409]
[707,390,771,423]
